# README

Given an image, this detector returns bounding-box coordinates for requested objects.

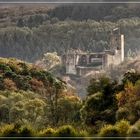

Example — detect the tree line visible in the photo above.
[0,18,140,62]
[47,3,140,21]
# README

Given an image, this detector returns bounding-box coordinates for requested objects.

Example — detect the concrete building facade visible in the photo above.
[63,29,125,76]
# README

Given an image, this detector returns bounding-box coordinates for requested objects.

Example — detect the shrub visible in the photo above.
[13,75,30,90]
[0,76,4,89]
[79,130,89,137]
[0,104,9,123]
[115,120,130,136]
[98,124,120,137]
[100,109,116,123]
[135,101,140,118]
[128,126,140,137]
[135,101,140,110]
[8,61,21,73]
[0,124,19,137]
[93,121,107,134]
[128,114,137,124]
[4,71,17,79]
[29,78,44,93]
[122,70,140,85]
[9,107,24,123]
[39,128,55,137]
[116,107,129,121]
[18,62,30,76]
[128,121,140,137]
[54,125,78,137]
[19,125,36,137]
[30,70,46,81]
[0,64,12,73]
[3,78,17,91]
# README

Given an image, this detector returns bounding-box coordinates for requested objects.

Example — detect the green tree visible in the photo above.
[122,70,140,85]
[56,96,82,124]
[81,77,117,126]
[0,104,10,123]
[17,18,25,27]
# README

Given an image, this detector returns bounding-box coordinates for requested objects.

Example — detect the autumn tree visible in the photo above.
[35,52,61,71]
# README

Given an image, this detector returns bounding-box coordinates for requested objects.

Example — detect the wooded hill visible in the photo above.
[0,2,140,138]
[1,58,140,137]
[0,57,81,129]
[0,3,140,62]
[0,18,140,62]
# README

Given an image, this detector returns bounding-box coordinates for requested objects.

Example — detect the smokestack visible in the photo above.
[121,34,124,62]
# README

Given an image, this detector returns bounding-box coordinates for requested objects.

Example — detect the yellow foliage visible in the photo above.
[98,124,118,137]
[115,120,130,136]
[116,81,139,107]
[0,124,15,136]
[0,95,7,104]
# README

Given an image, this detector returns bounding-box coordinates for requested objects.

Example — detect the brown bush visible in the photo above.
[3,78,17,91]
[29,78,45,94]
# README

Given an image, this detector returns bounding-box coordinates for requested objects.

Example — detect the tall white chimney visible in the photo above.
[121,34,124,62]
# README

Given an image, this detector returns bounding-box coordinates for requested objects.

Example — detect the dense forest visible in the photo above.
[48,3,140,21]
[0,58,140,138]
[0,3,140,62]
[0,2,140,138]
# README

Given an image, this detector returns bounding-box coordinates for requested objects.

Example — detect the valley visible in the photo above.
[0,1,140,138]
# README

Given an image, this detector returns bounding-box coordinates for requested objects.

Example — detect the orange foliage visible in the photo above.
[116,81,139,107]
[29,78,45,94]
[3,78,17,91]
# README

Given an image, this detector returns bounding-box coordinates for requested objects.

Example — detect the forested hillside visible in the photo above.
[48,3,140,21]
[0,3,140,62]
[0,57,81,130]
[0,19,140,62]
[1,2,140,138]
[1,58,140,138]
